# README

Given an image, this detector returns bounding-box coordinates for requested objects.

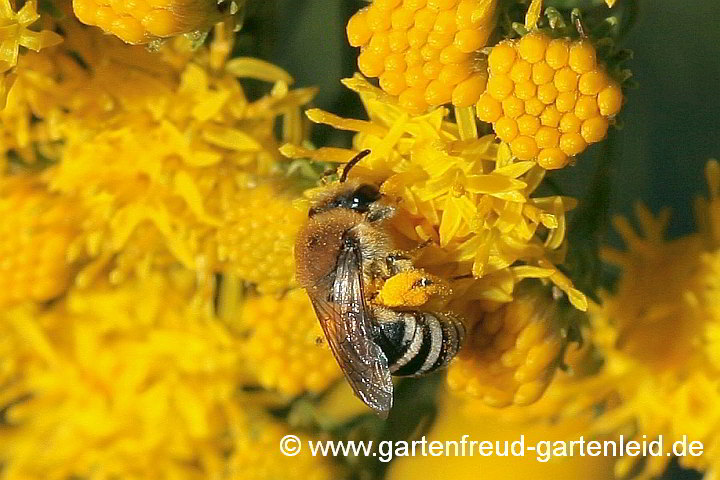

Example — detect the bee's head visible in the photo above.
[307,150,394,221]
[308,181,384,218]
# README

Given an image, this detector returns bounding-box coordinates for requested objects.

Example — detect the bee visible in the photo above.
[295,150,465,416]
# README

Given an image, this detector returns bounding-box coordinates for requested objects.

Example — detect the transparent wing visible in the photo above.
[308,237,393,416]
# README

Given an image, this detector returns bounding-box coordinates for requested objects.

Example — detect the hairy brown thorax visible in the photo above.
[295,209,364,290]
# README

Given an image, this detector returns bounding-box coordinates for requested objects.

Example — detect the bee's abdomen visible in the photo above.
[374,311,465,377]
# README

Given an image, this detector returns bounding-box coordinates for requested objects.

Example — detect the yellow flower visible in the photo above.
[71,0,240,45]
[0,173,81,307]
[0,272,238,478]
[346,0,496,113]
[214,184,307,292]
[0,271,337,479]
[235,288,342,397]
[4,16,314,290]
[388,392,615,480]
[506,161,720,478]
[282,76,586,316]
[0,0,62,106]
[478,32,623,167]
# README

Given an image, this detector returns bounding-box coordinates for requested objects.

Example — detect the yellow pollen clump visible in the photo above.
[0,176,80,307]
[477,32,623,169]
[375,269,451,308]
[71,0,234,44]
[239,289,342,396]
[347,0,498,113]
[447,282,570,407]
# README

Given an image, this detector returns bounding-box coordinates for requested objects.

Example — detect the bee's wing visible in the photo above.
[308,237,393,416]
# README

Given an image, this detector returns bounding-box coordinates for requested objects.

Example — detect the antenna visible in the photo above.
[340,149,371,183]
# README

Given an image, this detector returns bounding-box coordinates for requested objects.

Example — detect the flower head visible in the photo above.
[3,17,314,291]
[0,271,338,480]
[0,174,81,307]
[447,281,575,407]
[283,76,586,316]
[0,272,241,478]
[504,161,720,478]
[71,0,240,45]
[347,0,497,113]
[478,32,623,168]
[237,288,342,397]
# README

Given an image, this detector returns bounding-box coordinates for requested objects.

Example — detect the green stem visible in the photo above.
[566,129,616,298]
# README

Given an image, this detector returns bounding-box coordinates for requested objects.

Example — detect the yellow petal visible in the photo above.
[173,170,221,226]
[225,57,294,84]
[464,174,526,194]
[202,125,262,151]
[439,197,464,247]
[306,108,387,137]
[279,144,358,163]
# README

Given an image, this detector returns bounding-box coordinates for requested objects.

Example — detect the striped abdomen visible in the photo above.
[372,310,465,377]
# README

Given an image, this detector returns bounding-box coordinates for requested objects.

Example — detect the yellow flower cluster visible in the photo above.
[0,272,336,480]
[215,183,307,292]
[0,13,344,478]
[347,0,497,113]
[447,281,570,407]
[491,161,720,478]
[478,32,623,168]
[0,0,62,108]
[585,206,717,478]
[1,17,314,292]
[72,0,237,44]
[282,76,587,321]
[238,289,342,396]
[0,1,652,478]
[0,175,80,307]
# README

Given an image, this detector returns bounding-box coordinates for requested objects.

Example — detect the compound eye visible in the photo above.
[350,184,381,211]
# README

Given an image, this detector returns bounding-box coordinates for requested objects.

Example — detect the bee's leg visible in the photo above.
[384,239,433,275]
[410,238,433,253]
[385,252,413,275]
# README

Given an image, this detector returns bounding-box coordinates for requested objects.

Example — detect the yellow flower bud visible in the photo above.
[447,282,570,407]
[347,0,498,110]
[481,32,622,166]
[241,289,341,396]
[72,0,234,44]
